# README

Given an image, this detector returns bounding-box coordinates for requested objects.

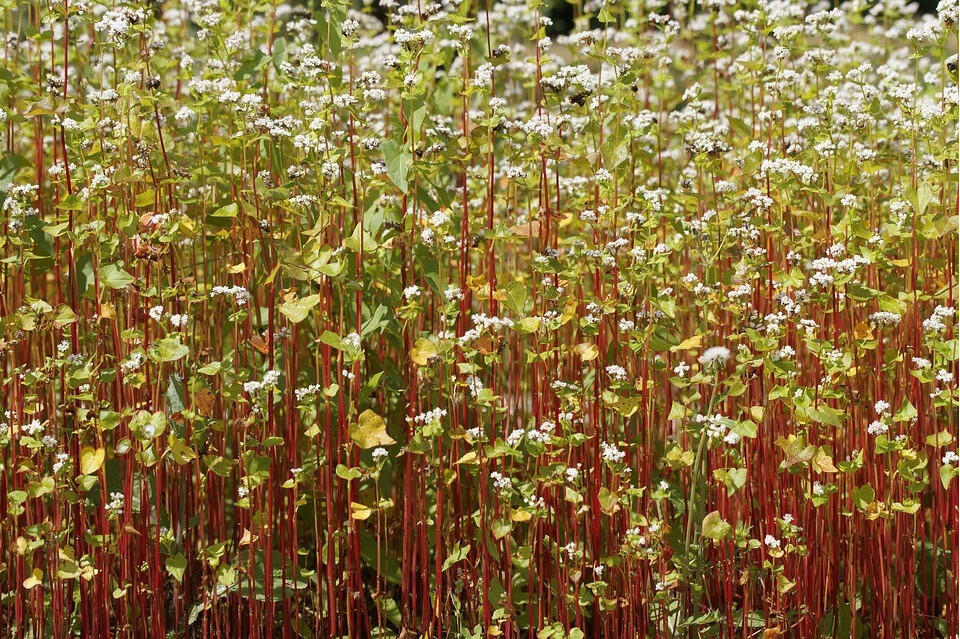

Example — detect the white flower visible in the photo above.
[867,420,888,436]
[869,311,901,327]
[372,447,389,462]
[23,420,44,436]
[344,332,362,350]
[490,471,511,491]
[764,534,781,550]
[601,441,626,463]
[698,346,731,368]
[942,451,959,466]
[606,365,627,381]
[403,285,421,300]
[174,106,196,127]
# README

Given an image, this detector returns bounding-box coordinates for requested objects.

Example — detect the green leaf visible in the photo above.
[925,430,954,447]
[731,419,758,439]
[940,464,958,489]
[597,487,618,515]
[165,373,186,414]
[335,464,362,481]
[135,188,155,207]
[852,484,875,510]
[502,280,530,316]
[211,203,238,218]
[382,140,411,193]
[893,399,917,423]
[148,336,190,363]
[318,330,344,350]
[442,542,470,571]
[57,194,84,210]
[166,553,187,583]
[101,264,135,290]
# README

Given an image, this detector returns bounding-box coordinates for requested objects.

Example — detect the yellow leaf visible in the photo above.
[225,262,246,274]
[263,262,281,285]
[510,508,532,522]
[456,451,478,465]
[749,406,765,422]
[575,342,598,361]
[670,334,704,352]
[350,502,373,520]
[79,447,105,476]
[238,529,258,546]
[560,296,578,325]
[23,569,43,590]
[349,409,396,449]
[410,337,438,367]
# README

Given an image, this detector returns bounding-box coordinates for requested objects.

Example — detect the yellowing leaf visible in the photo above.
[515,317,541,334]
[410,337,438,367]
[349,409,395,449]
[350,502,373,520]
[80,447,105,476]
[23,569,43,590]
[278,294,322,324]
[670,334,704,352]
[702,510,732,540]
[575,342,598,361]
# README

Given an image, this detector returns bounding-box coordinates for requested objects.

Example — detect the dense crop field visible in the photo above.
[0,0,957,636]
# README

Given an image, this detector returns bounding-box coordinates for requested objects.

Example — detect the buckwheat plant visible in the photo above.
[0,0,956,637]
